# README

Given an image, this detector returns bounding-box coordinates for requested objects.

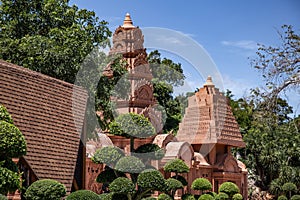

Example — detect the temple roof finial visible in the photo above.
[203,76,215,87]
[122,13,135,28]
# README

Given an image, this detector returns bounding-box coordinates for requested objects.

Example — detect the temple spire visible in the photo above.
[203,76,215,87]
[122,13,135,28]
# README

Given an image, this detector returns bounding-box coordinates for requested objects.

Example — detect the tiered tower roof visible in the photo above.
[177,76,245,147]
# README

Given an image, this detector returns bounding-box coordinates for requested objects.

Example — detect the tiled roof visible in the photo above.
[177,78,245,147]
[0,60,88,192]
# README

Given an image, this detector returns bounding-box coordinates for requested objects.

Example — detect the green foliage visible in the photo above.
[165,178,183,191]
[109,113,155,139]
[24,179,66,200]
[215,192,229,200]
[219,182,239,198]
[0,0,111,84]
[171,175,188,186]
[134,143,165,161]
[141,197,156,200]
[137,169,166,191]
[191,178,212,192]
[98,193,128,200]
[182,194,196,200]
[109,177,135,195]
[147,50,185,134]
[165,178,183,198]
[0,105,13,124]
[278,195,288,200]
[158,193,172,200]
[0,121,27,158]
[92,146,124,166]
[163,158,189,174]
[115,156,145,174]
[0,194,8,200]
[232,193,243,200]
[291,195,300,200]
[0,166,20,195]
[66,190,100,200]
[282,182,297,193]
[198,194,214,200]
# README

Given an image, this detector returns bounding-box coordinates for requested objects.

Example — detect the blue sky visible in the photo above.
[70,0,300,114]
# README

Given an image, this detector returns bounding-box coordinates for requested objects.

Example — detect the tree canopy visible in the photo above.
[0,0,111,83]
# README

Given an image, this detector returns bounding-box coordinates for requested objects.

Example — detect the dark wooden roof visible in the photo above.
[0,60,88,192]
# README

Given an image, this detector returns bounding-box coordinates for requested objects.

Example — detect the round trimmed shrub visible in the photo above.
[0,105,13,124]
[165,178,183,191]
[0,166,20,195]
[0,121,26,158]
[109,113,155,138]
[215,192,229,200]
[283,182,297,198]
[158,193,172,200]
[199,194,214,200]
[232,193,243,200]
[171,175,188,186]
[137,169,166,190]
[182,194,196,200]
[191,178,212,192]
[278,195,288,200]
[109,177,135,194]
[99,193,112,200]
[115,156,145,173]
[92,146,124,166]
[164,158,189,174]
[24,179,66,200]
[219,182,239,197]
[291,195,300,200]
[141,197,156,200]
[207,192,217,198]
[0,194,8,200]
[66,190,100,200]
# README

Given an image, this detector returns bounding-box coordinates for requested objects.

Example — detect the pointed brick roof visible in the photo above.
[0,60,88,192]
[176,77,245,147]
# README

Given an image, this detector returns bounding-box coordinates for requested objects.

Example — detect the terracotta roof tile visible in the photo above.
[0,60,88,192]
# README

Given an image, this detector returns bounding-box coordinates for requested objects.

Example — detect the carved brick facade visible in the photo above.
[85,13,248,199]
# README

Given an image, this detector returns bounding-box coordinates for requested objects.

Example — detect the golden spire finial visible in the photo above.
[203,76,215,87]
[122,13,135,28]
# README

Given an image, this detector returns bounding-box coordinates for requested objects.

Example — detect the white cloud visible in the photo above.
[222,74,254,98]
[221,40,258,50]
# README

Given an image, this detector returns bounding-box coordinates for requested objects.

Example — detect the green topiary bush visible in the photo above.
[66,190,100,200]
[182,194,196,200]
[137,169,166,191]
[92,146,124,166]
[115,156,145,174]
[165,178,183,191]
[282,182,297,199]
[141,197,156,200]
[0,121,27,158]
[24,179,66,200]
[219,182,239,198]
[0,194,8,200]
[158,193,172,200]
[171,175,188,186]
[0,166,20,195]
[191,178,212,193]
[291,195,300,200]
[163,158,189,176]
[0,105,13,124]
[278,195,288,200]
[109,177,135,194]
[232,193,243,200]
[215,192,229,200]
[198,194,214,200]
